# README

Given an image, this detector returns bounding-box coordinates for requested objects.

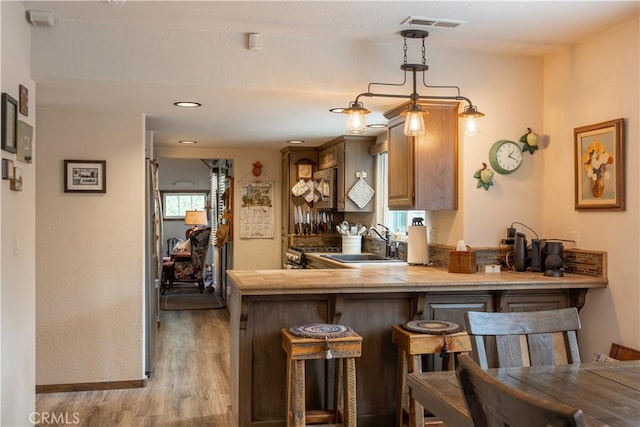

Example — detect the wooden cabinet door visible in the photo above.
[387,117,414,209]
[414,102,458,210]
[319,144,338,169]
[499,290,570,313]
[385,101,458,211]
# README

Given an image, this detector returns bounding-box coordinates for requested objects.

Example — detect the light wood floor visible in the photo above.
[36,309,235,427]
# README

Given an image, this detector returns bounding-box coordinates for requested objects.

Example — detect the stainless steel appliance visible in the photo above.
[284,245,341,269]
[312,168,337,210]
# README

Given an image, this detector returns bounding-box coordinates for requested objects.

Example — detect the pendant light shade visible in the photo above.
[403,103,426,136]
[343,101,370,135]
[459,105,485,137]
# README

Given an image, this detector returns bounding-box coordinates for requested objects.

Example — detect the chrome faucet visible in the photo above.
[368,224,393,257]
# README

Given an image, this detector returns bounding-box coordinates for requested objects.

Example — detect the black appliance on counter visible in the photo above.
[530,238,545,272]
[544,241,564,277]
[513,232,564,275]
[284,245,341,269]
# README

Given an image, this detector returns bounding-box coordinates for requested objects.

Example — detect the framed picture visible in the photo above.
[11,167,23,191]
[1,93,18,154]
[2,158,14,180]
[64,160,107,193]
[574,118,624,210]
[17,120,33,163]
[19,84,28,116]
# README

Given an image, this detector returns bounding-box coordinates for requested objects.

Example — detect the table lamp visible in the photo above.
[184,210,208,233]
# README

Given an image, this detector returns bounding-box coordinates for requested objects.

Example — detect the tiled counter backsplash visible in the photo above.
[364,239,607,279]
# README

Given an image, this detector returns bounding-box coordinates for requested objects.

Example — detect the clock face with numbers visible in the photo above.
[488,140,523,174]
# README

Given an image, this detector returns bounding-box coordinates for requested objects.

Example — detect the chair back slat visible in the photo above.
[526,333,556,366]
[495,335,527,368]
[456,354,586,427]
[465,308,581,369]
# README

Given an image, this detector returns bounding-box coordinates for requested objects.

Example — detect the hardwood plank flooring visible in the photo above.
[36,309,235,427]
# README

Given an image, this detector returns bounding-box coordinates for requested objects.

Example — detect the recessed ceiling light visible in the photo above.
[173,101,201,108]
[329,107,345,113]
[367,123,388,129]
[179,140,197,144]
[287,140,305,144]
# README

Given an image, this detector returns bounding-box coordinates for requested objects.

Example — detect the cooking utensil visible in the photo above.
[340,221,350,234]
[336,225,346,235]
[357,225,367,236]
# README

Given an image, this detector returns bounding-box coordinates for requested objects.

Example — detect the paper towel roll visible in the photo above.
[407,225,428,265]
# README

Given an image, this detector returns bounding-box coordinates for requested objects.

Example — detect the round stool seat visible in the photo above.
[402,320,461,335]
[289,323,353,339]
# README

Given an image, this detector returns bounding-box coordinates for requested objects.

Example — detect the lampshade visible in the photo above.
[184,210,207,226]
[343,101,370,135]
[459,105,485,137]
[403,103,427,136]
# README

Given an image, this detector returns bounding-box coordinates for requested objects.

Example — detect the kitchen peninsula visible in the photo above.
[227,264,607,427]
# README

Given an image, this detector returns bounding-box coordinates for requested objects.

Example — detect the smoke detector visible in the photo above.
[401,16,467,29]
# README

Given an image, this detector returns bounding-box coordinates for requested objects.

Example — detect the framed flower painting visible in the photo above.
[574,118,624,210]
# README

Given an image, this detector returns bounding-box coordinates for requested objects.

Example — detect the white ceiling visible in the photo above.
[21,1,639,149]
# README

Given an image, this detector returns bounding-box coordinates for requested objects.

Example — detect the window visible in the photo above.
[376,152,424,236]
[162,191,208,220]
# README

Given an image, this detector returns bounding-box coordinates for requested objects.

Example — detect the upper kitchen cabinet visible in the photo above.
[318,135,377,212]
[384,101,459,210]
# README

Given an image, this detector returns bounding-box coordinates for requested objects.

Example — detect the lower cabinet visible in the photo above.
[425,290,572,369]
[231,287,578,426]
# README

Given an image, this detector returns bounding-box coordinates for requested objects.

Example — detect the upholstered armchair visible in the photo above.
[165,227,211,294]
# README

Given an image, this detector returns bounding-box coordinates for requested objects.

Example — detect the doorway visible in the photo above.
[157,157,234,297]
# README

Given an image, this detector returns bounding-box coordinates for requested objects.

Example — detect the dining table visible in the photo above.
[407,360,640,427]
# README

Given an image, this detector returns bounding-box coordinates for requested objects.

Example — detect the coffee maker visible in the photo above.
[544,241,564,277]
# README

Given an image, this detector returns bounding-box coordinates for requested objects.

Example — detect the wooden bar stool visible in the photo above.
[282,323,362,427]
[392,321,471,427]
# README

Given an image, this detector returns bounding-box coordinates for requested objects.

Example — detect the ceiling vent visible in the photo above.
[401,16,467,29]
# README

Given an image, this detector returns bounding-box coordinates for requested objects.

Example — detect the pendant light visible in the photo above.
[332,29,484,137]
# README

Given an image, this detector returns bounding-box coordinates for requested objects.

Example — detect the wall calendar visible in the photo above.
[239,177,274,239]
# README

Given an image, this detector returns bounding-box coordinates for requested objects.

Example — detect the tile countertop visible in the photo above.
[227,259,608,296]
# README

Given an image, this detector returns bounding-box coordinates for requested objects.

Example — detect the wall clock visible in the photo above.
[488,140,523,174]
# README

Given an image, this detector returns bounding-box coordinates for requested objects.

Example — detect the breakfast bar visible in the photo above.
[227,266,607,427]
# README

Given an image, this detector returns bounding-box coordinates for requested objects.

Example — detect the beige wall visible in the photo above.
[542,17,640,355]
[0,1,36,425]
[36,108,146,385]
[426,51,544,247]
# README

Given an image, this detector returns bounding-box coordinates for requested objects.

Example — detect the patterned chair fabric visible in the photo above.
[171,227,211,293]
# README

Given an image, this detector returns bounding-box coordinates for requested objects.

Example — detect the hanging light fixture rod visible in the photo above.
[333,29,484,136]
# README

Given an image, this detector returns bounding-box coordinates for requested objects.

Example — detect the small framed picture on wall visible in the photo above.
[1,93,18,154]
[64,160,107,193]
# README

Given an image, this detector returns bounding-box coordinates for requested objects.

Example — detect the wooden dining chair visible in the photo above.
[456,354,586,427]
[465,307,581,369]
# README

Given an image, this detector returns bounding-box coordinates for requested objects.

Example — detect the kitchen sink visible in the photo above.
[321,253,404,263]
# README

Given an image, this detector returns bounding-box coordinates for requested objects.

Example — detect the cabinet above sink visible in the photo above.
[317,135,376,212]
